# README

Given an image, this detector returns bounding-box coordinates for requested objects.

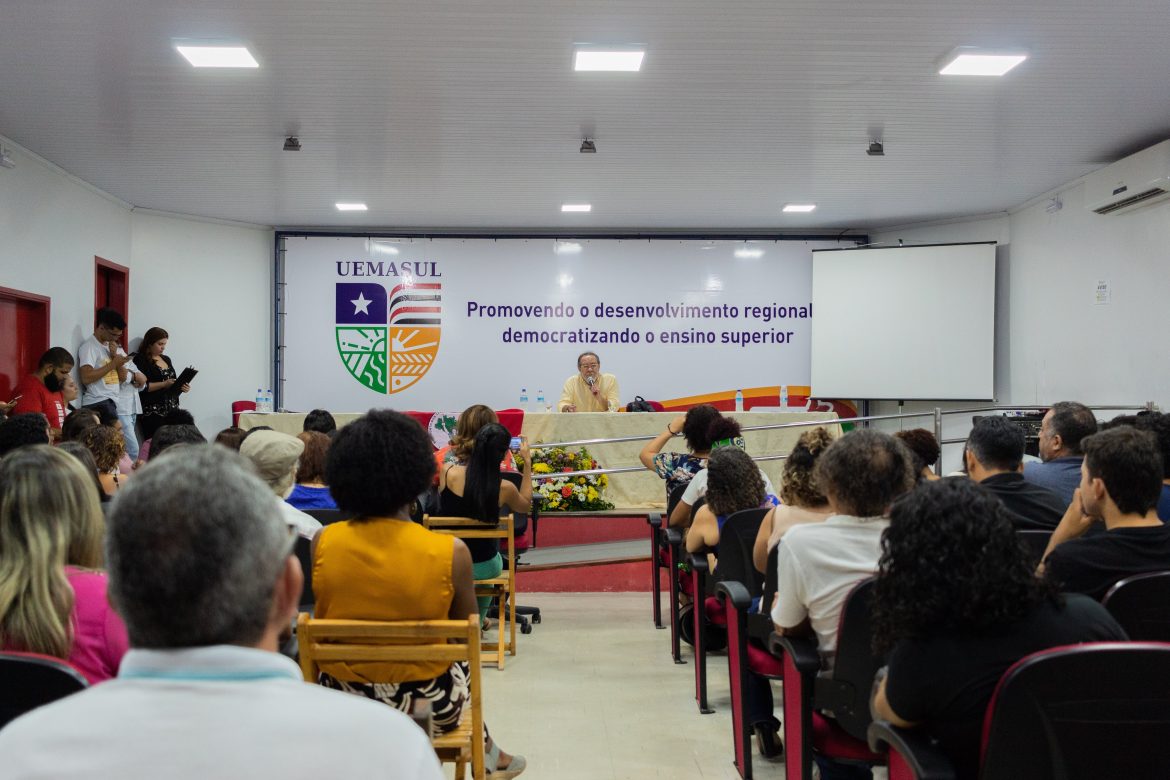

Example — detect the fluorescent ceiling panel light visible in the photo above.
[561,203,592,213]
[782,203,817,213]
[573,49,645,72]
[335,202,368,211]
[735,247,764,259]
[555,242,583,254]
[175,45,259,68]
[939,51,1027,76]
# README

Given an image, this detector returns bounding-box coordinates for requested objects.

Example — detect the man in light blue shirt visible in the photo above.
[1023,401,1098,505]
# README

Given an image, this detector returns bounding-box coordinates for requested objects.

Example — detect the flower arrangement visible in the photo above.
[515,445,614,512]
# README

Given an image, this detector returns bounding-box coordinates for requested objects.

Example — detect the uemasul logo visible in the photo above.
[335,281,442,394]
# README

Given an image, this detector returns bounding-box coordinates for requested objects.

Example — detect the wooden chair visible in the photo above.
[297,613,485,780]
[423,514,516,670]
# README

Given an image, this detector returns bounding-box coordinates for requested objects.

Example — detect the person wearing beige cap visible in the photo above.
[240,430,322,539]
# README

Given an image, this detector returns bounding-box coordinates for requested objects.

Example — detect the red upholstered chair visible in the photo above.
[768,577,885,780]
[231,400,256,427]
[1101,570,1170,641]
[870,642,1170,780]
[495,409,525,436]
[0,651,88,730]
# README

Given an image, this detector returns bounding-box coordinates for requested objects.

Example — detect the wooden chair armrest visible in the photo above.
[867,721,957,780]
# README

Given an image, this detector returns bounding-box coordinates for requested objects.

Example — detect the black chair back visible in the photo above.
[0,652,88,729]
[981,642,1170,779]
[814,577,882,742]
[1102,571,1170,641]
[303,508,352,526]
[500,471,529,537]
[760,544,780,616]
[714,507,771,594]
[294,536,315,611]
[666,482,688,518]
[1016,529,1054,567]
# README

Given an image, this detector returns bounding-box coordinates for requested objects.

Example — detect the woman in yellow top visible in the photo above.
[312,410,526,779]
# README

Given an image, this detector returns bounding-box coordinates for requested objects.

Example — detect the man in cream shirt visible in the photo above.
[559,351,620,413]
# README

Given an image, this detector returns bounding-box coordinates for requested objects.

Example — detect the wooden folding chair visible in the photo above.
[297,613,485,780]
[423,514,516,670]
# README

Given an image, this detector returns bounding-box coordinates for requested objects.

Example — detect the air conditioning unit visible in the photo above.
[1085,139,1170,215]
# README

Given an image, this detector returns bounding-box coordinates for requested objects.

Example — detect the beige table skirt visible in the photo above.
[239,410,841,509]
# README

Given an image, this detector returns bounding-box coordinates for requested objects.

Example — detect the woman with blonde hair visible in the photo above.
[752,426,835,573]
[0,446,128,683]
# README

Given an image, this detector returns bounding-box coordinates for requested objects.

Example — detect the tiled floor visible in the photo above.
[472,592,789,780]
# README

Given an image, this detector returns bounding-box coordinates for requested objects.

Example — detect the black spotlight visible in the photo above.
[866,140,884,157]
[580,139,597,153]
[283,136,302,152]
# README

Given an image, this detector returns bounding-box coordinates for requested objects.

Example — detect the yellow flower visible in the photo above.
[577,477,586,484]
[533,463,553,474]
[547,499,559,509]
[587,487,599,501]
[599,474,609,487]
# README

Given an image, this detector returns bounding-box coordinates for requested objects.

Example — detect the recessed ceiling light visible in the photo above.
[573,49,645,72]
[335,202,368,211]
[782,203,817,213]
[735,247,765,259]
[939,50,1027,76]
[175,45,259,68]
[561,203,592,213]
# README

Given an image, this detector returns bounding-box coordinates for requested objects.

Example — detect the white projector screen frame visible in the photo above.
[810,242,996,400]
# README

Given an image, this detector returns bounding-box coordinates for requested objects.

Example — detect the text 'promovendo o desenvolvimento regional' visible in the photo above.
[464,300,812,348]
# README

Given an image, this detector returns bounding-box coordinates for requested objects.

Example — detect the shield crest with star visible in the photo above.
[335,281,441,394]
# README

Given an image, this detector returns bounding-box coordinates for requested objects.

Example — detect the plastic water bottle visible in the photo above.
[735,389,744,412]
[780,384,789,408]
[255,388,264,413]
[265,389,273,413]
[536,389,548,412]
[519,387,529,411]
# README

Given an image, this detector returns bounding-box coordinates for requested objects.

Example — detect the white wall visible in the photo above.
[0,138,273,438]
[869,185,1170,472]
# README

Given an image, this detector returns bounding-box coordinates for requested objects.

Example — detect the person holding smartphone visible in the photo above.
[78,309,145,461]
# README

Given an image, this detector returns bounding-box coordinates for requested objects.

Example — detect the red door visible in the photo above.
[0,287,50,403]
[95,256,129,349]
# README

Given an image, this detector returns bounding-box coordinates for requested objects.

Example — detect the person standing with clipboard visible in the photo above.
[134,327,195,443]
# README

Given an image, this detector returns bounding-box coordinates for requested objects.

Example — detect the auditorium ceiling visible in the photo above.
[1,0,1168,231]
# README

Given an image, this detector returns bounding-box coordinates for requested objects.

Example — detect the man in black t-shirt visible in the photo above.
[1041,426,1170,600]
[966,416,1066,531]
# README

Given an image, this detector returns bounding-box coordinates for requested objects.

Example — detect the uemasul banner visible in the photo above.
[279,236,849,412]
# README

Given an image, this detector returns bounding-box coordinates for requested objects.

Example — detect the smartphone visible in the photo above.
[509,436,522,451]
[126,351,137,358]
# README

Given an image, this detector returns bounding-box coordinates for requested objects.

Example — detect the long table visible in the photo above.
[238,410,841,509]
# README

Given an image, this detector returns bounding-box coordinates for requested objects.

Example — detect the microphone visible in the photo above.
[586,375,595,387]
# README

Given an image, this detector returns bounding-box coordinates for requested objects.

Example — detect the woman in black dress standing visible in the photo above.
[134,327,189,443]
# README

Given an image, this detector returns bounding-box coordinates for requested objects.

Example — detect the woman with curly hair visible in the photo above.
[313,411,526,778]
[668,416,777,527]
[638,404,722,494]
[685,445,771,553]
[871,479,1125,780]
[752,426,834,573]
[80,424,126,498]
[0,446,128,683]
[893,428,941,483]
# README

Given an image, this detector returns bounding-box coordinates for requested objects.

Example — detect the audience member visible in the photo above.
[0,446,128,683]
[753,426,834,573]
[558,350,619,413]
[316,410,524,778]
[669,417,777,527]
[239,430,322,539]
[149,424,207,460]
[214,426,247,450]
[287,431,337,510]
[61,374,80,411]
[0,445,443,779]
[438,423,533,624]
[78,308,146,462]
[871,479,1126,780]
[893,428,940,482]
[303,408,337,436]
[0,413,51,457]
[138,409,197,462]
[57,441,109,504]
[1023,401,1098,504]
[772,430,914,670]
[1134,412,1170,521]
[61,408,100,442]
[11,347,73,439]
[436,404,514,473]
[965,416,1066,531]
[639,404,722,495]
[686,445,769,554]
[80,424,125,498]
[133,327,190,443]
[1041,427,1170,599]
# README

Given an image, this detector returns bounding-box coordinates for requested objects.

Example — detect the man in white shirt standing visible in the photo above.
[78,307,146,460]
[0,444,443,780]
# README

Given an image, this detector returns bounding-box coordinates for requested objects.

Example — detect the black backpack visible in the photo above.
[625,395,656,412]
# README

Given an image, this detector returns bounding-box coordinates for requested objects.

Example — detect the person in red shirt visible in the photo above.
[12,347,74,440]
